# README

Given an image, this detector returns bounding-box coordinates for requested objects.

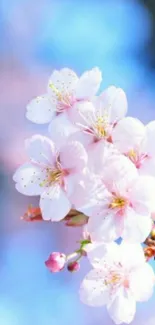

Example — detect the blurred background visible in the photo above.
[1,0,155,324]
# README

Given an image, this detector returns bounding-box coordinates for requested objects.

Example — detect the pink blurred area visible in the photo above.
[0,59,48,168]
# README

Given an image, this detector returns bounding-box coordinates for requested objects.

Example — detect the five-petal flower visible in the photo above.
[80,241,155,324]
[13,135,88,221]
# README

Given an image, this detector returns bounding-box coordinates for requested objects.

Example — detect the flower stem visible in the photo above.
[66,252,79,262]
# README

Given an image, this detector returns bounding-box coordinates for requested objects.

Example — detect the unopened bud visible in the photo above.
[45,252,66,273]
[67,261,80,272]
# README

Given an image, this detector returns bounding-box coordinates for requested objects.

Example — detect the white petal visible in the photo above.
[87,209,123,242]
[75,67,102,99]
[75,100,95,126]
[88,141,118,174]
[119,241,145,269]
[122,207,152,243]
[107,288,136,325]
[80,269,109,307]
[102,154,138,191]
[112,117,145,152]
[67,100,95,124]
[86,242,120,268]
[129,175,155,214]
[25,135,56,166]
[48,68,78,98]
[93,86,116,112]
[26,94,55,124]
[59,141,88,171]
[13,163,45,196]
[140,157,155,177]
[40,185,71,221]
[48,113,77,149]
[68,130,93,149]
[98,86,127,123]
[69,172,106,215]
[60,68,79,86]
[130,263,155,302]
[110,88,127,122]
[145,120,155,155]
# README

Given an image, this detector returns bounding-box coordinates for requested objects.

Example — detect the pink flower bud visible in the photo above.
[45,252,66,273]
[67,261,80,272]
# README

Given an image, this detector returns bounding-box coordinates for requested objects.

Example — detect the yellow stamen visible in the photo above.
[111,274,121,284]
[128,149,137,159]
[49,83,62,101]
[48,169,62,183]
[105,273,121,286]
[109,197,127,209]
[40,169,62,187]
[96,117,107,137]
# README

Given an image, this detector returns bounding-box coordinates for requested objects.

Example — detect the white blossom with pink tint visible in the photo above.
[26,68,102,146]
[75,86,127,148]
[85,155,155,243]
[80,241,155,325]
[13,135,88,221]
[112,117,155,177]
[70,170,105,217]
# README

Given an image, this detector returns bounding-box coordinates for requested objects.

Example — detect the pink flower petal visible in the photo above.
[59,141,88,172]
[26,94,55,124]
[130,263,155,302]
[112,117,145,153]
[25,135,56,166]
[75,67,102,99]
[80,268,109,307]
[40,184,71,221]
[107,287,136,325]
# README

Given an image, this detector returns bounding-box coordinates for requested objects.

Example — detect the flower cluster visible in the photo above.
[13,67,155,324]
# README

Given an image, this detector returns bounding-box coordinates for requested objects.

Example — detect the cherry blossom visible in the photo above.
[80,241,155,324]
[26,68,102,146]
[82,155,155,242]
[74,86,127,148]
[13,135,88,221]
[112,117,155,177]
[67,86,127,171]
[69,170,105,216]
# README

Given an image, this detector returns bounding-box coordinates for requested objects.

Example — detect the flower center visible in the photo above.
[105,272,121,285]
[48,169,62,184]
[127,149,149,169]
[104,266,129,291]
[109,196,127,209]
[49,83,75,112]
[40,168,62,187]
[95,117,107,138]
